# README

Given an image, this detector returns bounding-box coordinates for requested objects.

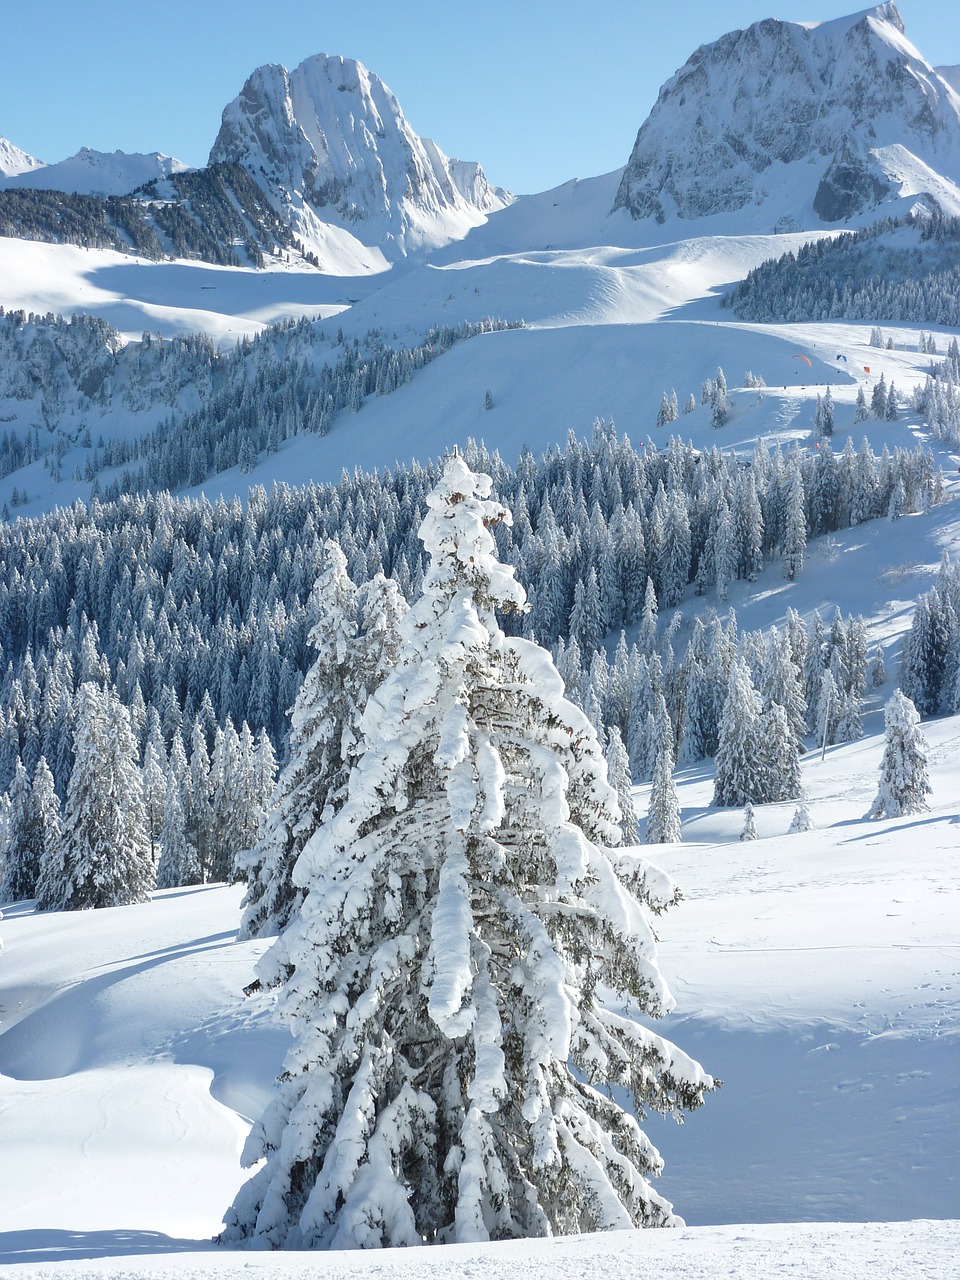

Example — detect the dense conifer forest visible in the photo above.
[725,214,960,326]
[0,164,309,267]
[0,420,952,906]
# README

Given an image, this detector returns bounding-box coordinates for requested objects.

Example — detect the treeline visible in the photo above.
[0,426,943,809]
[0,163,308,268]
[725,213,960,325]
[0,308,520,498]
[911,340,960,448]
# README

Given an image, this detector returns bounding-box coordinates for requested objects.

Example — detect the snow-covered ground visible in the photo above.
[1,697,958,1273]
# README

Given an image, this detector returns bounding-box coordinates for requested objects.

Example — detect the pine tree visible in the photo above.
[871,374,888,418]
[41,683,153,910]
[239,549,402,948]
[739,803,758,841]
[222,455,713,1250]
[645,741,681,844]
[867,691,931,819]
[712,659,766,807]
[758,704,802,802]
[24,757,61,904]
[156,759,201,889]
[788,797,815,834]
[604,726,639,845]
[0,759,34,902]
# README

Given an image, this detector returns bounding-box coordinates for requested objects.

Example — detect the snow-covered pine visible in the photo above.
[0,759,34,902]
[604,726,639,846]
[788,797,815,834]
[155,749,202,890]
[739,803,758,841]
[222,455,713,1250]
[24,757,61,898]
[712,658,766,807]
[39,682,153,910]
[645,740,682,845]
[867,690,932,819]
[239,551,406,959]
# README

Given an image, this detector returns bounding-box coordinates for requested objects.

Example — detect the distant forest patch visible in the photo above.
[725,213,960,326]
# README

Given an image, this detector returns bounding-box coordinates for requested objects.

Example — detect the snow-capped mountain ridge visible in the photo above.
[0,135,44,178]
[0,144,189,197]
[209,53,510,267]
[613,2,960,228]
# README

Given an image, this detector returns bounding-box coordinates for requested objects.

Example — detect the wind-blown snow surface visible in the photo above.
[1,698,958,1272]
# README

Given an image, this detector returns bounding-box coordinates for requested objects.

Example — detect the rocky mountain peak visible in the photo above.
[612,3,960,228]
[209,53,509,262]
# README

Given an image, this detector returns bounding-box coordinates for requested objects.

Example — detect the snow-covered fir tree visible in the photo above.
[867,690,932,819]
[0,760,35,902]
[222,455,713,1250]
[239,550,404,952]
[739,803,758,841]
[604,726,639,846]
[712,659,765,807]
[645,741,682,845]
[155,750,201,890]
[39,682,153,910]
[788,797,815,834]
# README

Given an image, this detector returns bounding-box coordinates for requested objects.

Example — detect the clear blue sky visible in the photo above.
[1,1,956,194]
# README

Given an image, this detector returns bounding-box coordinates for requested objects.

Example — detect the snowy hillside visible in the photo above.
[0,3,959,1275]
[0,147,189,197]
[1,702,957,1265]
[613,3,960,229]
[208,53,510,270]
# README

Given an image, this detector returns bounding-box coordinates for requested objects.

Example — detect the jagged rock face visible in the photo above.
[613,3,960,226]
[209,54,508,256]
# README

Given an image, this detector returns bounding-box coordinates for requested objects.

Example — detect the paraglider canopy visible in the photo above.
[792,353,813,368]
[836,354,848,362]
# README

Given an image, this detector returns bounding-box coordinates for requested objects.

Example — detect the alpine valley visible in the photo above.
[1,5,959,1278]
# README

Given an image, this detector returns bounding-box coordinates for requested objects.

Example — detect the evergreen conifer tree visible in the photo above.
[0,759,34,902]
[604,726,639,845]
[867,690,931,818]
[739,803,758,841]
[788,797,815,834]
[222,455,712,1250]
[41,683,153,910]
[645,741,682,845]
[712,659,766,807]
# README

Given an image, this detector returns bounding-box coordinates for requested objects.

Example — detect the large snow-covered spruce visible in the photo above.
[222,456,712,1249]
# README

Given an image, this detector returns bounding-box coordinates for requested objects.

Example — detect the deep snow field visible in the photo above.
[1,694,958,1277]
[2,172,960,1278]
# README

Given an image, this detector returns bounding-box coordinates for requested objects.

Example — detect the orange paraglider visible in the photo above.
[792,353,813,368]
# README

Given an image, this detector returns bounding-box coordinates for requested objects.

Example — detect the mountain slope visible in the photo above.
[613,3,960,230]
[209,53,510,269]
[0,147,188,197]
[0,135,44,179]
